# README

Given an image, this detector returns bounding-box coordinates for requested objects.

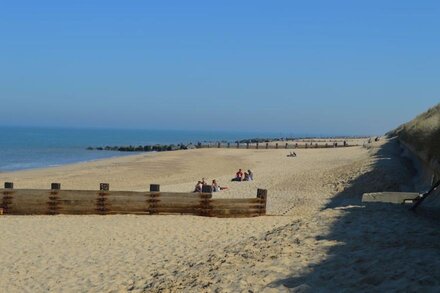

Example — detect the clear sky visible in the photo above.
[1,1,439,135]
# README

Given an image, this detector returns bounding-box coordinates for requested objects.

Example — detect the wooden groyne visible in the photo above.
[88,140,359,153]
[197,141,354,149]
[0,183,267,218]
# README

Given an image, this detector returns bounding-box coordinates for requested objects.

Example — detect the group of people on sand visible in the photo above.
[194,178,228,193]
[193,169,254,193]
[232,169,253,182]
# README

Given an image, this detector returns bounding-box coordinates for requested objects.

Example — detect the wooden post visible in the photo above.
[96,183,110,215]
[256,142,259,149]
[149,184,160,214]
[236,142,240,149]
[285,143,288,149]
[218,142,221,148]
[150,184,160,192]
[202,185,213,193]
[257,189,267,215]
[200,185,213,217]
[295,143,298,148]
[266,142,269,149]
[275,143,278,149]
[227,142,230,148]
[2,182,14,214]
[246,142,249,149]
[48,183,61,215]
[315,143,318,148]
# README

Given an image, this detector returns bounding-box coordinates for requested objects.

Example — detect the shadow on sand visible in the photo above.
[269,139,440,292]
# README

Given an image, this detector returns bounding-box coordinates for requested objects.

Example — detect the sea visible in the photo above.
[0,126,281,172]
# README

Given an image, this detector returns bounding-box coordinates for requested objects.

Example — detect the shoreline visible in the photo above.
[0,151,149,175]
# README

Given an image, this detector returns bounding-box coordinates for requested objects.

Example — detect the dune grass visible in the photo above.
[388,103,440,165]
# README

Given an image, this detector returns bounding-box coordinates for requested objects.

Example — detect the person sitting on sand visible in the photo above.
[247,170,253,180]
[194,181,203,192]
[201,178,207,185]
[212,179,228,192]
[232,169,244,181]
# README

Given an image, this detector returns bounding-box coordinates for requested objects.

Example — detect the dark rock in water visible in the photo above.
[87,143,189,153]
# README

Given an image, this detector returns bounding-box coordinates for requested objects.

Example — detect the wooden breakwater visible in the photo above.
[0,183,267,218]
[198,141,354,149]
[88,140,358,153]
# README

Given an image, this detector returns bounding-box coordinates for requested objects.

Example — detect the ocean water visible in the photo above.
[0,127,280,172]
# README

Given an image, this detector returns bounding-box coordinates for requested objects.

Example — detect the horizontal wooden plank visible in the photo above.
[0,189,211,198]
[149,197,203,203]
[153,203,202,209]
[148,207,203,214]
[0,188,265,217]
[210,198,263,204]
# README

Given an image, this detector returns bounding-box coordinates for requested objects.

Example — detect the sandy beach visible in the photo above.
[2,139,440,292]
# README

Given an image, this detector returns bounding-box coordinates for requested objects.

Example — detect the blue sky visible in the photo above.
[0,1,438,135]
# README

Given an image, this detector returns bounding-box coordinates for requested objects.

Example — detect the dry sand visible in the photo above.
[1,139,440,292]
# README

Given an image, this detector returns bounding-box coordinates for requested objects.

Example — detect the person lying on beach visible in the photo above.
[287,151,297,157]
[194,181,203,192]
[231,169,244,181]
[212,179,228,192]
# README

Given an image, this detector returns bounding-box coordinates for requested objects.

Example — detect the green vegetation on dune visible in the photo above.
[388,103,440,166]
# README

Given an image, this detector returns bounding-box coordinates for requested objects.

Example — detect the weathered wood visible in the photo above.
[202,185,213,193]
[150,184,160,192]
[209,203,264,209]
[149,207,203,214]
[2,183,14,214]
[0,185,266,217]
[211,198,263,204]
[48,183,61,215]
[257,189,268,215]
[51,183,61,190]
